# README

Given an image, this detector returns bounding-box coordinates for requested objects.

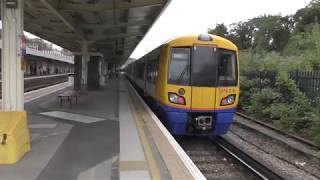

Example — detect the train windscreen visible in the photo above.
[168,46,237,87]
[191,46,217,86]
[168,48,190,85]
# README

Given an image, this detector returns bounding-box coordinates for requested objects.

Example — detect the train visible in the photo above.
[125,34,239,136]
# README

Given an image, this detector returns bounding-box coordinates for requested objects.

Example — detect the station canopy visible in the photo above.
[7,0,169,64]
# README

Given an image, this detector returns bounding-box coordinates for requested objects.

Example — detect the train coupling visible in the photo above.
[187,114,213,133]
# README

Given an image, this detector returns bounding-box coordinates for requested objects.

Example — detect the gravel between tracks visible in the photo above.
[225,115,320,180]
[176,137,259,180]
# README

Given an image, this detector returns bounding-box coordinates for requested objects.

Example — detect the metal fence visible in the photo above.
[242,71,320,103]
[290,71,320,103]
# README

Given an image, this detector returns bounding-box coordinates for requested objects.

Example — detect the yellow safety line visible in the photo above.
[128,97,161,180]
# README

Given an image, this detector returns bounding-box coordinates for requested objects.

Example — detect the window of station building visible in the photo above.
[168,48,190,85]
[217,50,237,86]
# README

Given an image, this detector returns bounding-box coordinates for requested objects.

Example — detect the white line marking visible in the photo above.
[29,124,57,129]
[40,111,106,123]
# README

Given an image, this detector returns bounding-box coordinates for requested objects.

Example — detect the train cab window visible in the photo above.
[218,50,237,86]
[168,48,190,85]
[191,46,217,87]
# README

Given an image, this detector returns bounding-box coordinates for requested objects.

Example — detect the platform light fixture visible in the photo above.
[6,0,18,9]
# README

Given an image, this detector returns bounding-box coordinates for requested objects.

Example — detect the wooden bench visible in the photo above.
[58,90,80,107]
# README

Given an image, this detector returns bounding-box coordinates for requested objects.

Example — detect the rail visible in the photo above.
[24,73,70,80]
[212,136,284,180]
[0,74,68,97]
[235,112,320,149]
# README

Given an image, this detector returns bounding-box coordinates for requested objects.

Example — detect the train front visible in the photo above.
[162,34,239,136]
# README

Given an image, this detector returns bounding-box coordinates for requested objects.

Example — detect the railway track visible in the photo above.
[230,112,320,179]
[176,136,283,180]
[0,74,68,97]
[130,79,319,179]
[235,112,320,150]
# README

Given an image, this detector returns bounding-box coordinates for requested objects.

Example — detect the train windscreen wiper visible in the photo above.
[176,64,189,84]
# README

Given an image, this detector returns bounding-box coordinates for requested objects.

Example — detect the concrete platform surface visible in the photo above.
[0,78,171,180]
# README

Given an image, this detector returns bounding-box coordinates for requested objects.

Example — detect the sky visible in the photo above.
[129,0,311,59]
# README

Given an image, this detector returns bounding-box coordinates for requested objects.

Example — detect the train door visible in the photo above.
[190,46,217,110]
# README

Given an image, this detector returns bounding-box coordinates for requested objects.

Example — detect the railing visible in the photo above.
[242,70,320,103]
[290,71,320,103]
[26,47,74,64]
[0,39,74,64]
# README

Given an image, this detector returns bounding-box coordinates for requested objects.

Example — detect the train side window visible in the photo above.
[218,50,237,86]
[168,48,190,85]
[146,59,155,83]
[153,55,160,83]
[134,61,145,79]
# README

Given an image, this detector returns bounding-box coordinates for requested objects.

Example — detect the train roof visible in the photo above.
[164,34,238,51]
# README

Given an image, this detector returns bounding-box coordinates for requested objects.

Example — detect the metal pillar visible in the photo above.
[87,56,100,90]
[99,59,106,86]
[74,55,82,91]
[1,0,25,110]
[81,41,89,88]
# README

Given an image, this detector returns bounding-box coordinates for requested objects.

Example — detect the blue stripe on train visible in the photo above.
[152,100,236,136]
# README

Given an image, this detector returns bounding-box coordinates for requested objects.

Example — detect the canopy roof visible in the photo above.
[12,0,169,64]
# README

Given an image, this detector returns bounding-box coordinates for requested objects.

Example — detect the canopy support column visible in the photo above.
[1,0,25,110]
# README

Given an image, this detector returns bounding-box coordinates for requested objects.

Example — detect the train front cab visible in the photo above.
[157,35,239,136]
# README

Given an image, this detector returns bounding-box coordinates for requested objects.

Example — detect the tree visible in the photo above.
[294,0,320,33]
[228,21,255,50]
[208,23,228,38]
[250,15,293,52]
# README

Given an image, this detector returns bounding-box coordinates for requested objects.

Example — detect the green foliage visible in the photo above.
[306,106,320,144]
[294,0,320,33]
[240,51,312,73]
[228,21,255,50]
[250,15,293,52]
[239,51,319,144]
[208,23,228,38]
[283,23,320,70]
[246,88,281,119]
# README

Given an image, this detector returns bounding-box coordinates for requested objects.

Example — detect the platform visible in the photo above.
[0,77,201,180]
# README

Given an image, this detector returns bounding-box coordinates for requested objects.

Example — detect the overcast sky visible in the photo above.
[129,0,311,59]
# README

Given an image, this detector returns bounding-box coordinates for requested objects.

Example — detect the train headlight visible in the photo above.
[168,92,186,105]
[220,94,236,106]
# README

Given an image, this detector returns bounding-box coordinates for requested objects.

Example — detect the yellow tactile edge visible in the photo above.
[128,97,161,180]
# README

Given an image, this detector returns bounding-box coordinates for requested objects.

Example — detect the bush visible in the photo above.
[306,106,320,144]
[246,88,281,119]
[239,51,319,144]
